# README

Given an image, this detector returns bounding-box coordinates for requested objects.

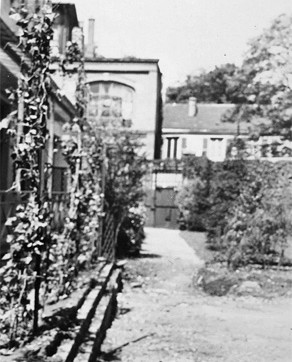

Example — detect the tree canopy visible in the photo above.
[231,13,292,138]
[167,14,292,138]
[166,63,240,104]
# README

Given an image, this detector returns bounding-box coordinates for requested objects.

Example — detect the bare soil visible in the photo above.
[181,230,292,298]
[99,228,292,362]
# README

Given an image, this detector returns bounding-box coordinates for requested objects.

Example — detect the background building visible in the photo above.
[84,57,163,159]
[162,98,246,162]
[163,98,292,162]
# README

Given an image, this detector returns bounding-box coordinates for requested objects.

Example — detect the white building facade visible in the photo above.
[84,58,163,160]
[162,101,243,162]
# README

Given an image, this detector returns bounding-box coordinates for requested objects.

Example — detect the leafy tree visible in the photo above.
[224,161,292,269]
[176,179,209,231]
[166,63,241,103]
[177,156,211,231]
[179,156,292,268]
[206,159,248,245]
[167,14,292,139]
[103,130,148,240]
[223,14,292,138]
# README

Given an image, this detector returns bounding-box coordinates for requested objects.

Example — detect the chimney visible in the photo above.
[86,18,95,58]
[188,97,197,117]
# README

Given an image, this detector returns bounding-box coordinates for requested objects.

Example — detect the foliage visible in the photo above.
[225,137,248,159]
[182,155,211,181]
[0,1,149,348]
[224,162,292,269]
[0,199,52,344]
[166,63,241,104]
[220,14,292,138]
[178,157,247,235]
[0,3,55,342]
[47,126,103,299]
[167,14,292,139]
[116,205,146,257]
[47,43,103,297]
[0,4,103,345]
[206,159,248,243]
[176,179,209,231]
[104,129,148,233]
[178,156,292,269]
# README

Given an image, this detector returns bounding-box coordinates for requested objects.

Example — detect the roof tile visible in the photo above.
[163,103,251,134]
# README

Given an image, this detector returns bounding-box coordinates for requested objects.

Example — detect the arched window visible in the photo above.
[87,81,134,127]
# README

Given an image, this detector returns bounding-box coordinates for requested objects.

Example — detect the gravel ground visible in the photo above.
[99,228,292,362]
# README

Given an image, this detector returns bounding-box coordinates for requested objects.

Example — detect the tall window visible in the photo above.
[209,137,224,160]
[88,81,134,127]
[52,167,68,193]
[166,137,179,159]
[182,137,187,149]
[202,138,208,156]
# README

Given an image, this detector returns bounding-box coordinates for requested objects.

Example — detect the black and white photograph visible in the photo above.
[0,0,292,360]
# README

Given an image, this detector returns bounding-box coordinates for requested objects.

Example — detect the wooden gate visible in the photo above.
[145,160,182,228]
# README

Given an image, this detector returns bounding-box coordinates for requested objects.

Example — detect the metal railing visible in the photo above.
[0,190,30,255]
[101,211,115,261]
[1,190,116,260]
[0,190,70,253]
[51,191,70,232]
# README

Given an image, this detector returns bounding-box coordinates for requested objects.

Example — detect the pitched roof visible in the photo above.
[85,57,160,64]
[52,2,79,28]
[163,103,251,135]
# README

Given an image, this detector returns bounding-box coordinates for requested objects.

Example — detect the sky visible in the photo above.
[71,0,292,89]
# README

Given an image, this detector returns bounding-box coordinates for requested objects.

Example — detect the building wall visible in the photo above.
[85,60,162,159]
[162,133,235,162]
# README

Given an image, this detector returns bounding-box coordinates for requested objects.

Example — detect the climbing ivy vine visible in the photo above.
[0,2,55,343]
[0,2,103,345]
[0,1,147,349]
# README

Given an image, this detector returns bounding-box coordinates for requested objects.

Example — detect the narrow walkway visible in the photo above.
[100,227,292,362]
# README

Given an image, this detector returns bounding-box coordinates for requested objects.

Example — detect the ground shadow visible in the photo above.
[118,307,132,316]
[97,333,155,361]
[135,252,162,259]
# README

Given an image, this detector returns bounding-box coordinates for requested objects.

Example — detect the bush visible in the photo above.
[176,179,209,231]
[223,161,292,269]
[116,205,146,258]
[178,156,292,268]
[206,159,248,242]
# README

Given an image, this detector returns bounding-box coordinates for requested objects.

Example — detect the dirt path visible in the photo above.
[100,228,292,362]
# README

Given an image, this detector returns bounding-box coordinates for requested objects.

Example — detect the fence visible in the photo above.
[100,211,115,260]
[0,190,116,260]
[51,191,70,232]
[0,190,30,256]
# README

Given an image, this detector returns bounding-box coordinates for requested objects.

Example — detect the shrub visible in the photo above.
[206,159,248,244]
[116,205,146,257]
[179,155,292,268]
[224,161,292,269]
[176,179,209,231]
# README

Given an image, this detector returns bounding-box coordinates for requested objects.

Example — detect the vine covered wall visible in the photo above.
[0,2,148,347]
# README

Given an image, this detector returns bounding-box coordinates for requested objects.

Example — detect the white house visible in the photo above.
[162,98,249,162]
[162,97,292,162]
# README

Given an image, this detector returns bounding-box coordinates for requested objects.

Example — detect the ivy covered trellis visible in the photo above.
[0,1,148,348]
[0,1,105,345]
[1,2,56,343]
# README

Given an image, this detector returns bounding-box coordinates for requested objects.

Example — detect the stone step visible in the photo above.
[0,262,124,362]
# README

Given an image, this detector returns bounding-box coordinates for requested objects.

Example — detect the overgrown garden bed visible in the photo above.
[177,156,292,270]
[181,230,292,297]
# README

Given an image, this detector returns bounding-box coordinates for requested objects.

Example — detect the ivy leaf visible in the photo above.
[5,216,17,226]
[2,253,11,261]
[24,256,32,265]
